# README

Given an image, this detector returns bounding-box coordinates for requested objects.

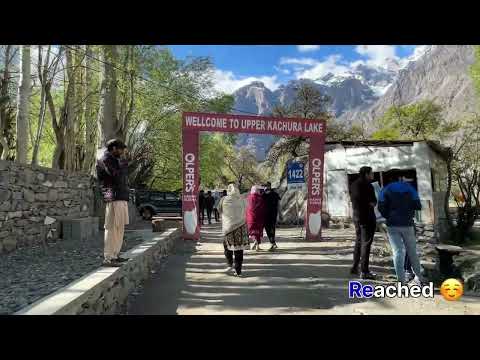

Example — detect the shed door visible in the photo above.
[327,170,349,217]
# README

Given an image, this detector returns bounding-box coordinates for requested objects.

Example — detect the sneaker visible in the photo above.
[409,276,428,287]
[360,272,377,280]
[103,260,122,267]
[234,272,243,277]
[350,267,359,276]
[224,266,234,273]
[269,244,278,252]
[116,257,130,262]
[405,271,415,282]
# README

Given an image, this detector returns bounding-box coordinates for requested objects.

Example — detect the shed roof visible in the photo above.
[324,140,451,161]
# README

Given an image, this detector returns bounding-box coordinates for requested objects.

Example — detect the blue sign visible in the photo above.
[287,161,305,189]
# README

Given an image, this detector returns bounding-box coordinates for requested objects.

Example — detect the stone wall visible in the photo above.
[0,160,94,253]
[16,227,181,315]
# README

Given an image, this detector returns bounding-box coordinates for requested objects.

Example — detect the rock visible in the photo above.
[465,273,480,293]
[36,193,47,202]
[0,189,11,202]
[0,173,10,185]
[54,181,68,188]
[15,219,29,227]
[0,201,11,212]
[63,200,72,207]
[42,180,53,187]
[0,230,10,238]
[44,216,56,225]
[23,189,35,202]
[0,160,9,170]
[3,236,17,252]
[29,216,42,222]
[12,192,23,200]
[37,172,45,182]
[7,211,22,219]
[48,189,58,202]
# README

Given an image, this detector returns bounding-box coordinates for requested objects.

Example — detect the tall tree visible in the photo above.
[0,45,16,160]
[15,45,31,164]
[32,45,62,166]
[224,145,265,193]
[372,101,447,140]
[82,45,99,173]
[268,82,332,165]
[99,45,120,145]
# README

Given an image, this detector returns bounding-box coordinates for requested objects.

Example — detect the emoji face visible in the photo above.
[440,278,463,301]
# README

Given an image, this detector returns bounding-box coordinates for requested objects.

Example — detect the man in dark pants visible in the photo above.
[263,182,281,251]
[205,191,215,224]
[349,166,377,280]
[199,190,206,225]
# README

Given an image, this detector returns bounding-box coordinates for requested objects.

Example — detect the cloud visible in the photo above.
[280,55,350,80]
[297,45,321,52]
[279,57,318,66]
[354,45,398,68]
[213,69,280,93]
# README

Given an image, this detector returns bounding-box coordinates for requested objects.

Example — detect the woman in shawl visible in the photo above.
[246,185,266,251]
[218,183,250,276]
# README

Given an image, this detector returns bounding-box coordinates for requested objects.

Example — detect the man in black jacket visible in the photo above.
[205,191,215,224]
[349,166,377,279]
[263,182,281,251]
[96,139,130,267]
[199,190,206,225]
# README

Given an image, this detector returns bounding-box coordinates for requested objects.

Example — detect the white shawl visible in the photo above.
[218,184,245,235]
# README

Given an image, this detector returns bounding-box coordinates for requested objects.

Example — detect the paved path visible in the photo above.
[128,223,480,315]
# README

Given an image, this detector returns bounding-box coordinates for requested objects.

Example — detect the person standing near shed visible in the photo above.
[96,139,130,267]
[378,169,425,285]
[349,166,377,280]
[263,182,281,251]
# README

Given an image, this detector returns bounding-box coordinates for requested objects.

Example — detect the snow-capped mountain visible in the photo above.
[232,45,477,159]
[338,45,477,134]
[232,63,402,159]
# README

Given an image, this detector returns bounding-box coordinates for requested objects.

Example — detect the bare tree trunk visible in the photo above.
[63,46,77,171]
[75,45,86,171]
[15,45,31,164]
[0,45,12,160]
[83,45,98,173]
[101,45,119,143]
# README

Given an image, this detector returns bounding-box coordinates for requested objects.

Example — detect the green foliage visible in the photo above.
[373,100,455,141]
[127,46,237,190]
[470,45,480,100]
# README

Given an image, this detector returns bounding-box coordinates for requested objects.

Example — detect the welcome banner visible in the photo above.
[182,112,326,241]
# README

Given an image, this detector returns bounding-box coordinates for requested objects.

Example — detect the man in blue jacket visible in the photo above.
[378,169,424,284]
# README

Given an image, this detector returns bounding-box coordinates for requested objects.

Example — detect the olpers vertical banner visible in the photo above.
[182,130,200,240]
[306,136,325,241]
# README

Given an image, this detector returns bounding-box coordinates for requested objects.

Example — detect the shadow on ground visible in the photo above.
[127,223,397,315]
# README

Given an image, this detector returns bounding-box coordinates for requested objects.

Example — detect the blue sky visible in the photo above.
[168,45,427,93]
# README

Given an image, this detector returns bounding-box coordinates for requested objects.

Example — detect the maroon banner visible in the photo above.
[182,130,200,240]
[182,112,326,241]
[306,136,325,241]
[183,112,324,137]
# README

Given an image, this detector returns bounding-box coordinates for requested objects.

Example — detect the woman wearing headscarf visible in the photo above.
[218,183,250,276]
[246,185,266,251]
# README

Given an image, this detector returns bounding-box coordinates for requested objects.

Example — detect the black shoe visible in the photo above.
[361,272,377,280]
[103,260,123,267]
[116,257,130,262]
[350,267,359,275]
